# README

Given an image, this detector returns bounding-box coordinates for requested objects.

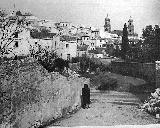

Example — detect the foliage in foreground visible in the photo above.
[141,88,160,116]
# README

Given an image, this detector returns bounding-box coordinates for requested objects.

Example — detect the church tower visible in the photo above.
[127,16,134,35]
[104,14,111,33]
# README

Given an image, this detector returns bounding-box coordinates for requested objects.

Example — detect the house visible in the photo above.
[81,35,90,45]
[89,39,96,50]
[91,29,100,39]
[88,49,104,58]
[59,22,71,29]
[5,27,32,57]
[38,20,58,33]
[30,33,60,54]
[77,44,88,57]
[55,35,77,60]
[95,38,106,48]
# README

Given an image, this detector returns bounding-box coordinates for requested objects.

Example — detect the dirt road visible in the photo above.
[47,89,158,127]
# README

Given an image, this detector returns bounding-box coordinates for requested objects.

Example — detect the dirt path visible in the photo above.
[47,89,158,127]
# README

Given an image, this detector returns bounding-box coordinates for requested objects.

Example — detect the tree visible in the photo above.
[30,28,51,39]
[121,23,129,60]
[0,11,26,59]
[154,25,160,60]
[141,25,160,62]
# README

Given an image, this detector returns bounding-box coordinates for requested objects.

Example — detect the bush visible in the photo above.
[97,77,117,90]
[91,73,117,90]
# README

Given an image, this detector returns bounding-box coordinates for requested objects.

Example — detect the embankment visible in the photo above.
[0,58,89,128]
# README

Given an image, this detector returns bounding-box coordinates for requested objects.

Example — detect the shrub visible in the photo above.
[97,77,117,90]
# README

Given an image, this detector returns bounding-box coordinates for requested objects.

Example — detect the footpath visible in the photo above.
[47,72,159,128]
[47,89,159,127]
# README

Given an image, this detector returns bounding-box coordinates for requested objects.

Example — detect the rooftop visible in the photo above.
[60,35,77,41]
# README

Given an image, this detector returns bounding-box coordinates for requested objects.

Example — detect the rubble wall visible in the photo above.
[111,61,156,85]
[0,58,89,128]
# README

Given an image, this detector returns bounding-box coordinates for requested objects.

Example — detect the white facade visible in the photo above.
[89,39,96,50]
[96,39,106,48]
[59,22,71,28]
[30,35,60,52]
[56,40,77,60]
[4,28,31,57]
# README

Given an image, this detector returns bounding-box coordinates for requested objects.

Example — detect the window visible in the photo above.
[61,53,62,58]
[15,41,18,47]
[130,23,131,25]
[66,44,69,48]
[67,54,70,60]
[35,42,37,44]
[55,41,56,47]
[14,32,18,38]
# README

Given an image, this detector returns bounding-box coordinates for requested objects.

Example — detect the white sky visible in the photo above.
[0,0,160,36]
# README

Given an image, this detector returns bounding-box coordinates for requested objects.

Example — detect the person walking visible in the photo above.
[82,84,90,109]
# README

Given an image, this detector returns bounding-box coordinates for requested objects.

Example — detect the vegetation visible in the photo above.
[121,23,129,60]
[30,28,54,39]
[72,55,108,74]
[0,10,26,60]
[123,25,160,63]
[89,72,117,90]
[141,25,160,62]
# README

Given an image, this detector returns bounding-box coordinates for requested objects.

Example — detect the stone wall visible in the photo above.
[0,58,89,128]
[110,61,156,85]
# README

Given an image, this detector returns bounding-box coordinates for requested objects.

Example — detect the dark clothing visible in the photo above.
[82,85,90,108]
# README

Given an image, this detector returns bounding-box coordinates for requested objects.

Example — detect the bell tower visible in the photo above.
[104,14,111,33]
[128,16,134,35]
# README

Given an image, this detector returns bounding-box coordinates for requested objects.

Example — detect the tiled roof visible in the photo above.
[91,30,99,32]
[60,35,77,41]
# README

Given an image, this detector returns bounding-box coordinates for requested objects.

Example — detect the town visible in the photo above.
[0,10,139,61]
[1,1,160,128]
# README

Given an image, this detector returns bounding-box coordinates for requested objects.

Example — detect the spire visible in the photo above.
[13,3,16,9]
[130,16,132,19]
[128,16,133,22]
[105,13,110,21]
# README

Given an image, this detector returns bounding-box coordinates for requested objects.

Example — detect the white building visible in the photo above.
[55,35,77,60]
[4,28,31,57]
[95,38,106,48]
[59,22,71,29]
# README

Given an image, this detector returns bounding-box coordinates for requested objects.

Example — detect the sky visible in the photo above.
[0,0,160,36]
